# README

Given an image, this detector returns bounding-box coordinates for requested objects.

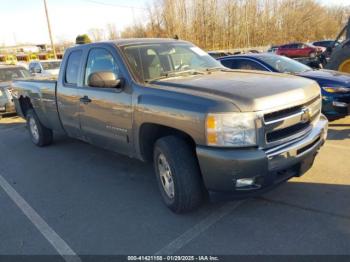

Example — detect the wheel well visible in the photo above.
[139,123,196,162]
[18,96,33,117]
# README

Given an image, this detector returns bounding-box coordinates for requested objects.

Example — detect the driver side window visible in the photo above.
[84,48,119,86]
[169,46,192,70]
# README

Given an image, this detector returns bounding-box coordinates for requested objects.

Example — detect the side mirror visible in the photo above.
[88,71,122,89]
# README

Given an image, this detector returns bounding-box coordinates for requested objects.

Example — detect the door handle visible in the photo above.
[80,95,92,104]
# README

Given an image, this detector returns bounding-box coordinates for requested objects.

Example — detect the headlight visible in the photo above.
[206,112,257,147]
[322,86,350,93]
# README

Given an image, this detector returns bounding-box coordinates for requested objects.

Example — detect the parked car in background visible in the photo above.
[11,39,327,213]
[0,65,30,118]
[208,51,231,59]
[28,60,61,76]
[311,40,341,58]
[218,53,350,119]
[267,45,280,53]
[276,43,325,58]
[311,40,340,49]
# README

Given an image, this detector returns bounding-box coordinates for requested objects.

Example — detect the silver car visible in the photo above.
[28,60,61,76]
[0,65,30,118]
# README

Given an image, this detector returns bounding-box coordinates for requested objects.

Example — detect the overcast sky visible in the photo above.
[0,0,150,46]
[0,0,348,46]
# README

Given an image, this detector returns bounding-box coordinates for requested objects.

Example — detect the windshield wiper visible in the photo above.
[205,67,225,72]
[145,69,205,83]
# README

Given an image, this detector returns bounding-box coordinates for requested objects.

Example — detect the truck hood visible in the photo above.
[297,69,350,87]
[151,70,320,112]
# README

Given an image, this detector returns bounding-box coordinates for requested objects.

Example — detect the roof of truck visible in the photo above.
[115,38,190,45]
[76,38,191,48]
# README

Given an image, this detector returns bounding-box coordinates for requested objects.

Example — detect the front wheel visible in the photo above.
[26,109,53,146]
[153,136,205,213]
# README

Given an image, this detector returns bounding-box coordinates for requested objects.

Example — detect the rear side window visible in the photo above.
[230,59,266,71]
[65,50,82,85]
[220,59,232,68]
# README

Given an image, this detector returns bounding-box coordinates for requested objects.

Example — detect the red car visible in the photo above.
[276,43,325,58]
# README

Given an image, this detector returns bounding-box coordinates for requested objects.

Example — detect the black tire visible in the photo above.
[153,136,204,213]
[26,109,53,146]
[326,44,350,73]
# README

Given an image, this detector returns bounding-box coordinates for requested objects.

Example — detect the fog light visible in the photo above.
[0,106,5,111]
[236,178,255,188]
[332,101,348,107]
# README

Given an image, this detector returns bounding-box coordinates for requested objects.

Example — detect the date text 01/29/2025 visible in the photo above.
[127,255,220,261]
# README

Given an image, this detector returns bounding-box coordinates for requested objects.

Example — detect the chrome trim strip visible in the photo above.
[267,132,320,158]
[266,115,328,171]
[262,96,322,148]
[264,110,304,125]
[265,124,312,149]
[266,115,327,158]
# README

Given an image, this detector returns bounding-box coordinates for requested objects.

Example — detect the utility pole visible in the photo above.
[43,0,57,59]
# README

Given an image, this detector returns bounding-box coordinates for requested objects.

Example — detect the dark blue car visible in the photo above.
[218,54,350,119]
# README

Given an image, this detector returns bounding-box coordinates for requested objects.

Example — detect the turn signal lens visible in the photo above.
[206,133,218,144]
[206,115,217,129]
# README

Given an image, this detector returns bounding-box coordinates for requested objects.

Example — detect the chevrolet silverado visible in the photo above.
[11,39,328,213]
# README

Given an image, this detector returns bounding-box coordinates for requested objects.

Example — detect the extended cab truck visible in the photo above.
[11,39,328,213]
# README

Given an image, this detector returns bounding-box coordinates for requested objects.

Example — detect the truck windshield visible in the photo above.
[120,43,223,82]
[0,67,30,82]
[41,61,61,70]
[258,55,312,74]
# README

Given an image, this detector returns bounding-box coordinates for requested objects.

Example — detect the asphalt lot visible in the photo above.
[0,115,349,257]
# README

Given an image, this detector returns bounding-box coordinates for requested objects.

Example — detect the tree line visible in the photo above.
[118,0,350,50]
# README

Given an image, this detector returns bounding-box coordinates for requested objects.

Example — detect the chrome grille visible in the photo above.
[262,95,321,148]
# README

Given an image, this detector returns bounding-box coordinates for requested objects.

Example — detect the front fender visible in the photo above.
[131,87,239,159]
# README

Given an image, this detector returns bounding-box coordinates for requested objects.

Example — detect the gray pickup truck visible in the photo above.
[11,39,328,213]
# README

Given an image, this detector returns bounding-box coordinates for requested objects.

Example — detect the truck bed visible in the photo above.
[11,78,63,132]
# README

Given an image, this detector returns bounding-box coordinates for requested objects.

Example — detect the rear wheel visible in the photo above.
[153,136,204,213]
[326,44,350,73]
[26,109,53,146]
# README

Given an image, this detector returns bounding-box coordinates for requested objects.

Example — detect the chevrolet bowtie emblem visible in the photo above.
[301,107,311,123]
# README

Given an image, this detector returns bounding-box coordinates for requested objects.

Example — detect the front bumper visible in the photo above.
[196,115,328,192]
